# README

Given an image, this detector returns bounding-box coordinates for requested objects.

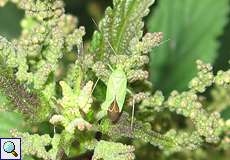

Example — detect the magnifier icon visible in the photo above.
[3,141,18,157]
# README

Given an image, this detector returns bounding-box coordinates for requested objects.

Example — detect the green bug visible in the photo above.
[91,18,135,126]
[98,67,135,128]
[92,66,130,124]
[101,68,127,122]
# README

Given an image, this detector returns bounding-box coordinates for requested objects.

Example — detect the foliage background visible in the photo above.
[0,0,229,159]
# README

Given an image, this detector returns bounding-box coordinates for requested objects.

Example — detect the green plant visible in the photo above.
[0,0,229,160]
[147,0,229,93]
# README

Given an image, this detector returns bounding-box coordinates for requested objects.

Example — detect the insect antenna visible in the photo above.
[91,78,100,96]
[91,17,118,56]
[91,17,118,73]
[155,38,170,48]
[106,64,114,72]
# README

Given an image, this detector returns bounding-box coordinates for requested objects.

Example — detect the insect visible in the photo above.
[91,18,135,129]
[101,67,127,123]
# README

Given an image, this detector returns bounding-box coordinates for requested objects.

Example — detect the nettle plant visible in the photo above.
[0,0,230,160]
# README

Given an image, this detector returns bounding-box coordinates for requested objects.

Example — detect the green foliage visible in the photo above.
[93,140,135,160]
[0,0,229,160]
[90,0,161,86]
[147,0,229,93]
[0,2,23,39]
[0,69,51,122]
[0,112,24,137]
[11,129,64,160]
[90,0,155,58]
[99,112,177,150]
[49,79,94,133]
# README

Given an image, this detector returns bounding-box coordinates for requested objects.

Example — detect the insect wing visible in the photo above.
[100,69,127,120]
[112,69,127,112]
[107,99,120,122]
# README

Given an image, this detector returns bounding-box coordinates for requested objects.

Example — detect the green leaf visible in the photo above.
[0,70,52,123]
[147,0,229,93]
[92,140,135,160]
[0,2,24,39]
[90,0,155,59]
[11,130,63,160]
[0,111,24,137]
[0,90,25,138]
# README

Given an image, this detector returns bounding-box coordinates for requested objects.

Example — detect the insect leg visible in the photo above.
[131,98,135,131]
